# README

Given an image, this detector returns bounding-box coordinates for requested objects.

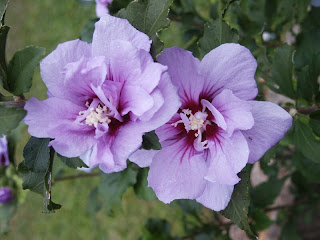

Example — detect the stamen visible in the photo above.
[79,103,113,128]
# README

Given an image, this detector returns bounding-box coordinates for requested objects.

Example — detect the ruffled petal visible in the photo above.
[92,14,151,56]
[199,43,258,101]
[129,149,157,168]
[148,138,207,203]
[40,40,91,98]
[24,97,85,138]
[242,101,292,164]
[212,89,254,136]
[196,182,234,211]
[157,47,203,107]
[201,99,227,130]
[205,131,249,185]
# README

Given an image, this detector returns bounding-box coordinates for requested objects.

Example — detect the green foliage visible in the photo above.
[251,208,273,231]
[293,152,320,184]
[198,18,239,56]
[141,218,177,240]
[280,221,302,240]
[270,44,295,99]
[142,131,161,150]
[98,166,137,215]
[294,119,320,164]
[58,154,88,169]
[0,199,17,233]
[220,169,255,237]
[80,18,97,43]
[0,105,26,135]
[0,0,9,23]
[252,178,285,208]
[0,25,9,86]
[310,110,320,137]
[5,46,45,95]
[134,168,156,201]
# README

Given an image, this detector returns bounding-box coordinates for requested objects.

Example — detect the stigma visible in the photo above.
[79,102,112,128]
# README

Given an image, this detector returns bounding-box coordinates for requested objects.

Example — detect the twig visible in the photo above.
[265,199,308,212]
[0,100,26,108]
[284,106,319,115]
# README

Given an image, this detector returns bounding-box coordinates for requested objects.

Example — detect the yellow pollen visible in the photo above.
[79,104,111,128]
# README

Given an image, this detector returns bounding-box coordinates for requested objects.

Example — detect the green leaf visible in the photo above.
[80,18,97,43]
[270,44,295,99]
[6,46,45,95]
[310,110,320,137]
[293,151,320,183]
[134,168,156,201]
[220,169,255,237]
[118,0,173,37]
[252,178,285,208]
[198,19,239,56]
[0,104,26,135]
[75,0,94,7]
[98,166,137,215]
[17,137,50,194]
[142,131,161,150]
[240,0,266,24]
[0,0,9,23]
[58,154,88,169]
[251,208,273,231]
[150,34,164,59]
[0,199,17,233]
[280,221,302,240]
[142,218,173,240]
[0,25,9,87]
[87,187,103,223]
[294,119,320,164]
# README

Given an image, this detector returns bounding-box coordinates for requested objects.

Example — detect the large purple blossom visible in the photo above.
[0,136,9,167]
[24,15,180,173]
[0,187,14,204]
[95,0,113,18]
[130,45,292,211]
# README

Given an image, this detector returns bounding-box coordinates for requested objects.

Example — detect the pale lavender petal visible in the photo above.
[0,136,9,166]
[41,40,91,98]
[139,89,164,121]
[148,139,207,203]
[199,43,258,101]
[205,131,249,185]
[201,99,227,130]
[196,182,233,211]
[157,47,204,107]
[242,101,292,164]
[212,89,254,136]
[48,123,97,158]
[95,0,109,18]
[92,15,151,56]
[24,97,84,138]
[129,149,157,168]
[155,114,183,142]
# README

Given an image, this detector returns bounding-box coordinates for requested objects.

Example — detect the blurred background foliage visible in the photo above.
[1,0,320,239]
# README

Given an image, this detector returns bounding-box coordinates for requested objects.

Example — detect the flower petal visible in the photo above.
[157,47,203,107]
[201,99,227,130]
[41,40,91,98]
[129,149,157,168]
[212,89,254,136]
[92,14,151,56]
[242,101,292,164]
[148,138,207,203]
[199,43,258,101]
[196,182,233,211]
[24,97,84,138]
[205,131,249,185]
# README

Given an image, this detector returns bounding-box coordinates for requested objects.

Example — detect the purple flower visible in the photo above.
[24,15,180,173]
[0,187,14,204]
[95,0,113,18]
[130,45,292,211]
[0,136,9,167]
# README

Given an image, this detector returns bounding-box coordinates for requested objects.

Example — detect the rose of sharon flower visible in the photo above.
[24,15,180,173]
[95,0,113,18]
[130,45,292,211]
[0,187,14,204]
[0,136,9,167]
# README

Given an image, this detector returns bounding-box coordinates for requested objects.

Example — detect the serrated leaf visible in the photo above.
[142,131,161,150]
[252,178,285,208]
[0,25,9,87]
[17,137,50,194]
[0,0,9,23]
[98,166,137,215]
[58,154,88,169]
[198,19,239,56]
[0,104,26,135]
[134,168,156,201]
[117,0,173,37]
[220,170,255,237]
[80,18,97,43]
[6,46,45,95]
[294,119,320,163]
[310,110,320,137]
[270,44,296,99]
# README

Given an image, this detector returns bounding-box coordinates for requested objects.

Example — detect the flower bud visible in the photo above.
[0,136,9,167]
[0,187,14,204]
